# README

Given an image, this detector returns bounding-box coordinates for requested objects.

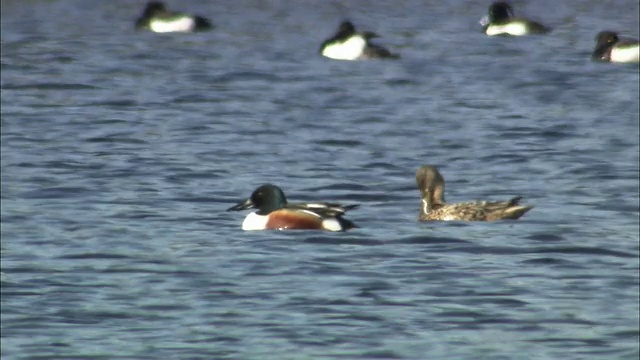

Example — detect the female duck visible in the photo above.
[320,21,399,60]
[480,1,550,36]
[135,1,213,33]
[416,165,533,221]
[592,31,639,63]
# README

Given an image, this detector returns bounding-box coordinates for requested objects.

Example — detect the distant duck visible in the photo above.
[320,21,399,60]
[480,1,550,36]
[415,165,533,221]
[227,184,358,231]
[135,1,213,33]
[592,31,640,63]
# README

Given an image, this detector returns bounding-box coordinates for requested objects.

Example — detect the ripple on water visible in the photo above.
[1,1,638,359]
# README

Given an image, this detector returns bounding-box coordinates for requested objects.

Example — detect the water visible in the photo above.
[1,0,639,359]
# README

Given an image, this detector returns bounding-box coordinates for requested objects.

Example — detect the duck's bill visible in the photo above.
[227,198,255,211]
[479,15,490,27]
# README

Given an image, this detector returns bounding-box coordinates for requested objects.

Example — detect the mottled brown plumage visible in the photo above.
[416,165,533,221]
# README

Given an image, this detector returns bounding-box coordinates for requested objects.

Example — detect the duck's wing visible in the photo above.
[287,202,359,217]
[436,197,532,221]
[475,196,533,220]
[524,19,551,34]
[362,43,400,59]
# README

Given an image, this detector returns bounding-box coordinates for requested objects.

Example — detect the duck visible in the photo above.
[320,21,399,60]
[416,165,533,221]
[480,1,550,36]
[135,1,213,33]
[592,31,640,63]
[227,184,358,231]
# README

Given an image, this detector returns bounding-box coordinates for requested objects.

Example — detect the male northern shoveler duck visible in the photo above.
[320,21,399,60]
[480,1,550,36]
[135,1,213,33]
[592,31,640,63]
[416,165,533,221]
[227,184,358,231]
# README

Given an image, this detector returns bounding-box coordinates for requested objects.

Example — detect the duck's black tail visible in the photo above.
[194,16,213,31]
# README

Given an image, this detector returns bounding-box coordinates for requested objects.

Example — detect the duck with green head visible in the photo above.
[480,1,550,36]
[592,31,639,63]
[320,21,399,60]
[135,1,213,33]
[228,184,358,231]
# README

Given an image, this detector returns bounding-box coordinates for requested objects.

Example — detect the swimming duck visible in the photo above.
[416,165,533,221]
[480,1,550,36]
[135,1,213,33]
[227,184,358,231]
[320,21,399,60]
[592,31,640,63]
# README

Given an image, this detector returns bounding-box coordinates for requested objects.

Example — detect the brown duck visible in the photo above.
[416,165,533,221]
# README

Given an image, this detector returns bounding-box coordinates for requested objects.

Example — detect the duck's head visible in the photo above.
[416,165,446,204]
[488,1,515,23]
[227,184,288,215]
[142,1,168,17]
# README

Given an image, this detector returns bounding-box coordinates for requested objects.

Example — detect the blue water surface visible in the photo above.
[1,0,639,359]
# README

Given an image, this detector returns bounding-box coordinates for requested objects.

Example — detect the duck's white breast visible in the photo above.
[150,17,195,33]
[486,22,528,36]
[322,36,367,61]
[241,212,268,231]
[610,45,640,63]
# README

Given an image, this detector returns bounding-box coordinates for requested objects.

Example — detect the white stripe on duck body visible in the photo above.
[320,21,399,61]
[135,1,213,33]
[227,184,358,231]
[415,165,533,221]
[592,31,640,63]
[480,1,550,36]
